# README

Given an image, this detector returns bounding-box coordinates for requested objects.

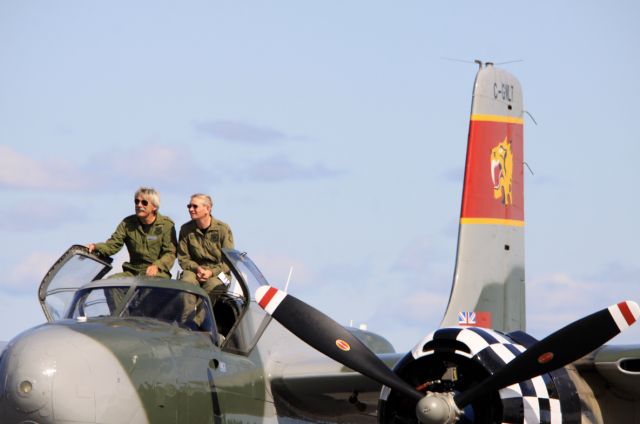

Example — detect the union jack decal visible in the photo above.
[458,311,476,325]
[457,311,492,327]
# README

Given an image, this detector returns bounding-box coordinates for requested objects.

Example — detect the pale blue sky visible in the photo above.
[1,1,639,351]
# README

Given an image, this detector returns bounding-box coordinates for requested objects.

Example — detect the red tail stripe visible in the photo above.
[259,287,279,309]
[618,301,636,326]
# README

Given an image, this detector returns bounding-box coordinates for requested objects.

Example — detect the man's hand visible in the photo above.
[195,266,213,282]
[146,264,160,277]
[87,243,96,253]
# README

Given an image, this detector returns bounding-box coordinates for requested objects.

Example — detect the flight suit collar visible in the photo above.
[195,215,218,235]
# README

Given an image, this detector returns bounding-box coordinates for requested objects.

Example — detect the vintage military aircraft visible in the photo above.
[1,63,639,423]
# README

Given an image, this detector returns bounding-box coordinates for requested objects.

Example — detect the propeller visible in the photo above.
[255,285,639,424]
[254,285,423,402]
[418,300,640,422]
[452,300,640,408]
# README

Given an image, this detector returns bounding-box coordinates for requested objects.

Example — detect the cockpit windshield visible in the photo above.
[68,286,214,333]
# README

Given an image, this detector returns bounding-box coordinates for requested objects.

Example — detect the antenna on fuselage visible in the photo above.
[284,266,294,293]
[443,58,522,69]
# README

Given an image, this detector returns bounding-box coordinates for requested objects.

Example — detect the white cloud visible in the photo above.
[236,154,343,182]
[194,119,291,144]
[88,143,208,189]
[249,252,315,289]
[392,236,439,274]
[3,251,58,294]
[0,143,215,193]
[526,269,640,343]
[0,201,87,231]
[400,291,449,321]
[0,145,87,190]
[0,144,342,194]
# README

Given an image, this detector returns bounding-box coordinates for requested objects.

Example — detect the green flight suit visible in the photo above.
[94,213,178,278]
[178,217,234,323]
[178,216,234,283]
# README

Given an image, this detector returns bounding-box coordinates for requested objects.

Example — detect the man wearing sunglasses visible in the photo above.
[87,187,178,278]
[178,193,234,306]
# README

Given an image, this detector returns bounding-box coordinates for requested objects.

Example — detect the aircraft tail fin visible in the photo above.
[440,63,525,332]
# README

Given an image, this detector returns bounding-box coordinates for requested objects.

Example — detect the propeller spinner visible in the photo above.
[255,286,639,424]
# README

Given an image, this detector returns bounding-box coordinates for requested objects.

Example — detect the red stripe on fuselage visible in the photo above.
[618,301,636,325]
[259,286,279,309]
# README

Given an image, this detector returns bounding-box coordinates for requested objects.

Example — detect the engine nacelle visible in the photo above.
[378,327,582,423]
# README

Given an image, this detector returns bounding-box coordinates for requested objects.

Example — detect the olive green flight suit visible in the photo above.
[94,213,178,278]
[178,216,234,288]
[178,217,234,323]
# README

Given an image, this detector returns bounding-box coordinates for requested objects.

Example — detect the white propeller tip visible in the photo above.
[255,285,286,315]
[609,301,640,332]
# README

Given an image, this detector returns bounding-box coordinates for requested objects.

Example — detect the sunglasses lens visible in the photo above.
[187,204,198,209]
[135,199,149,206]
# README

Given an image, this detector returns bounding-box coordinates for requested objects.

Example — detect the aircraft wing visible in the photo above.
[274,351,402,393]
[269,352,404,422]
[574,344,640,399]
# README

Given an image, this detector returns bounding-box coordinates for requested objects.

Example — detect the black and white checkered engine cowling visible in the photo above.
[378,327,581,424]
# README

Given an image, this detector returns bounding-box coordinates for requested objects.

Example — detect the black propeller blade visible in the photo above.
[454,300,640,409]
[255,285,423,402]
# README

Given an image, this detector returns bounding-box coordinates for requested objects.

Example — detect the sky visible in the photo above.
[1,1,639,352]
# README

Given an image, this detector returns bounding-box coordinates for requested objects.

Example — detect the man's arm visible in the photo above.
[153,223,177,273]
[93,220,127,256]
[222,225,235,249]
[177,226,199,273]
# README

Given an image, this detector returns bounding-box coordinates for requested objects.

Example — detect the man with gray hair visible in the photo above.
[88,187,177,278]
[178,193,234,304]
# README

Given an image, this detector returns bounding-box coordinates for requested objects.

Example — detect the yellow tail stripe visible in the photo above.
[471,114,524,124]
[461,217,525,227]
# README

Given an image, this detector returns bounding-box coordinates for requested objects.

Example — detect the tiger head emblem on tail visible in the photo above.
[490,136,513,205]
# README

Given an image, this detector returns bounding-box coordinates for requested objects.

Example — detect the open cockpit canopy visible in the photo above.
[38,245,274,352]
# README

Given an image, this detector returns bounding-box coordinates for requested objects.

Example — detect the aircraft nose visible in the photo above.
[1,327,57,421]
[0,323,145,424]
